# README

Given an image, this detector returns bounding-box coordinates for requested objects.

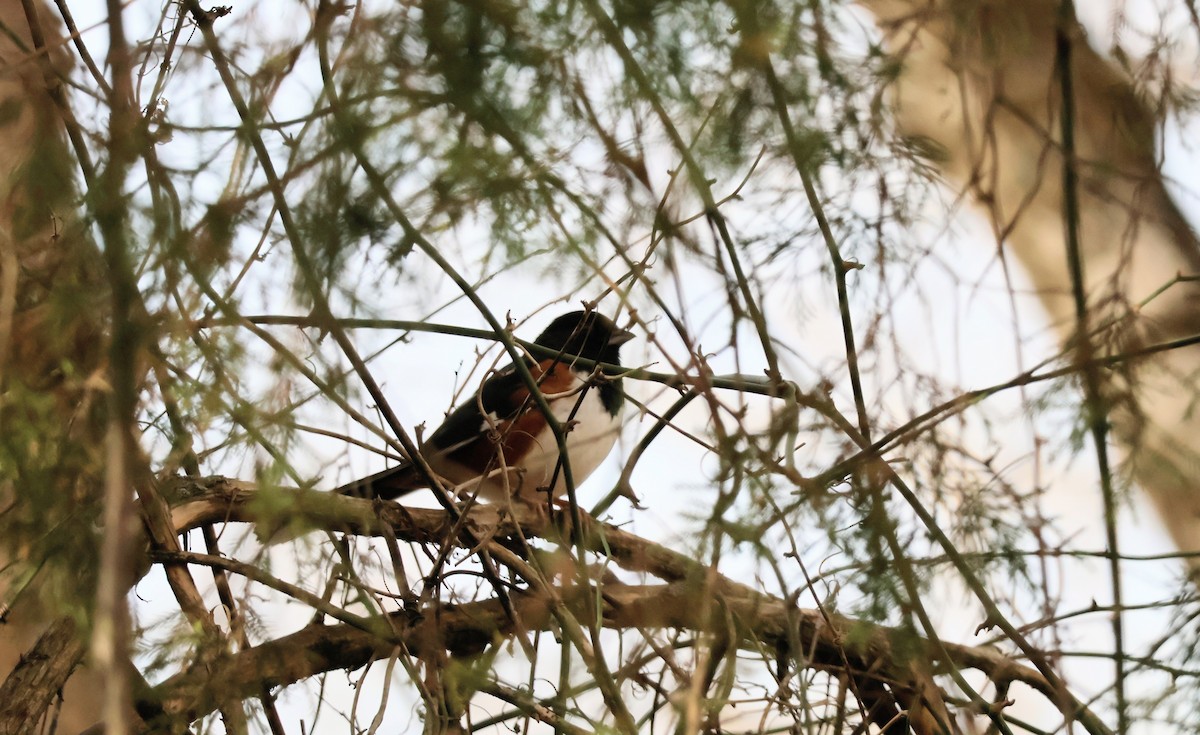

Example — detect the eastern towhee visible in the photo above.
[337,310,633,506]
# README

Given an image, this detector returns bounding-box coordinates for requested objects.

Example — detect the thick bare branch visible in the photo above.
[160,476,1111,734]
[139,569,1088,733]
[0,617,85,734]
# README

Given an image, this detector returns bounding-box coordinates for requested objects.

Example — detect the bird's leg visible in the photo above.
[543,494,596,543]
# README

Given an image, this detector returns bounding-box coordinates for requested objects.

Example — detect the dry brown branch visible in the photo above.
[0,617,85,734]
[157,476,1110,734]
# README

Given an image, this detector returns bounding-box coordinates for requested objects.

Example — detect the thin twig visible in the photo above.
[1054,3,1125,729]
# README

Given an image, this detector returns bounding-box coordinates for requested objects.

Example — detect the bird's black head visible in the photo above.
[535,310,633,366]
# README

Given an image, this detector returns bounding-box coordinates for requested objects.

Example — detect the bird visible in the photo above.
[336,310,634,507]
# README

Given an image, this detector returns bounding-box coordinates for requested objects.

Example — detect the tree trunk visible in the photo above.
[0,0,108,731]
[860,0,1200,571]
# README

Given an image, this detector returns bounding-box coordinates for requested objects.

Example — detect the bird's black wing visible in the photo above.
[335,359,532,499]
[425,359,530,451]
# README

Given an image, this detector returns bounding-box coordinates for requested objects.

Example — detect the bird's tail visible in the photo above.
[333,462,427,499]
[257,463,428,545]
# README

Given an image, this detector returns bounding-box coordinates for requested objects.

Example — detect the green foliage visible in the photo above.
[6,0,1195,731]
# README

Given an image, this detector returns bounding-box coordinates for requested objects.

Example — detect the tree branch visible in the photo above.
[158,476,1113,734]
[0,617,85,734]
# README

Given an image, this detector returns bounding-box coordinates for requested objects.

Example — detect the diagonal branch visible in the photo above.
[158,476,1113,734]
[0,617,88,732]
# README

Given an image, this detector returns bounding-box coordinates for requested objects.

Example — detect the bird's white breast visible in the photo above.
[480,370,622,504]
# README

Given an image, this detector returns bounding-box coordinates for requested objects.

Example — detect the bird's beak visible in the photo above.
[609,328,635,347]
